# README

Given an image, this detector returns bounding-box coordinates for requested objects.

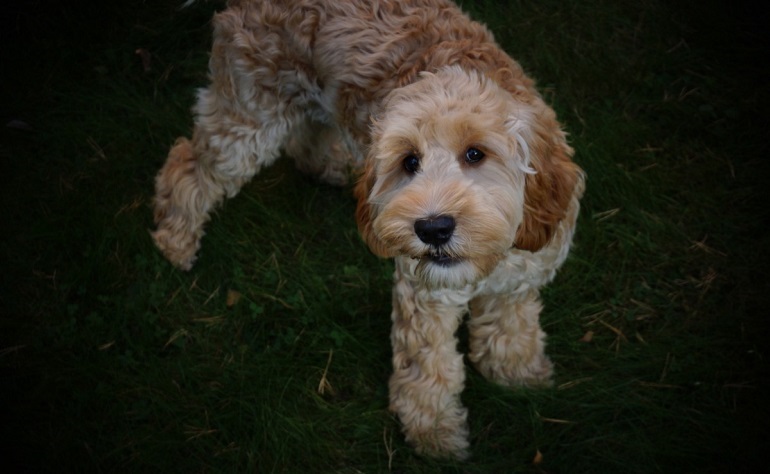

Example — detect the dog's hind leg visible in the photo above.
[152,6,315,270]
[152,82,299,270]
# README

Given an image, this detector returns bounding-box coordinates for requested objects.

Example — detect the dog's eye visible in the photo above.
[402,154,420,174]
[465,147,485,164]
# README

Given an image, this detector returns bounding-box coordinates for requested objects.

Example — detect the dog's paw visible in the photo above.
[476,353,555,389]
[151,228,199,271]
[514,354,554,388]
[408,423,471,461]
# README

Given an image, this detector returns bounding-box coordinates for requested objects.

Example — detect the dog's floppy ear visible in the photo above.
[513,105,583,252]
[354,159,393,258]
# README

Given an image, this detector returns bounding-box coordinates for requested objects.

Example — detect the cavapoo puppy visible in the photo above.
[153,0,584,460]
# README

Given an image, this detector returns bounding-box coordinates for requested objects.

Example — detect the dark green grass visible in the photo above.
[2,0,768,472]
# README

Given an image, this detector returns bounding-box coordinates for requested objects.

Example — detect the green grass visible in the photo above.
[2,0,768,472]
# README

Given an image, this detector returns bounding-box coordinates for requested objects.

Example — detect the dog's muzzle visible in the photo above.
[414,215,460,266]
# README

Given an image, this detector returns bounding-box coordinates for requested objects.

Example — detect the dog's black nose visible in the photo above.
[414,215,455,246]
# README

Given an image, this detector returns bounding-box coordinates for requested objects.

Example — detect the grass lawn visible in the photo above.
[2,0,768,472]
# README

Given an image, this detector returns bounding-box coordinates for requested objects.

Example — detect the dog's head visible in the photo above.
[355,66,581,288]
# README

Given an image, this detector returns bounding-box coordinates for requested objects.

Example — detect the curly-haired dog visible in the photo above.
[152,0,584,460]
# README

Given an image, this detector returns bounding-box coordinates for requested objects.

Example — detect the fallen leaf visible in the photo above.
[135,48,152,72]
[226,289,242,308]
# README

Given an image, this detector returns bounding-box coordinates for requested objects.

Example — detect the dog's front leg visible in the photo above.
[388,262,470,460]
[468,290,554,388]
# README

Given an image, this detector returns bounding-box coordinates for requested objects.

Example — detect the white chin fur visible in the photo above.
[416,258,480,289]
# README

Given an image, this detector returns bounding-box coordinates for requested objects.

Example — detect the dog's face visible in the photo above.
[356,67,579,288]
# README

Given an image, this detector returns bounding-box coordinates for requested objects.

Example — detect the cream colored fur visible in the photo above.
[152,0,584,460]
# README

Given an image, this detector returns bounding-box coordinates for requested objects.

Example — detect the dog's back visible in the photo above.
[215,0,531,141]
